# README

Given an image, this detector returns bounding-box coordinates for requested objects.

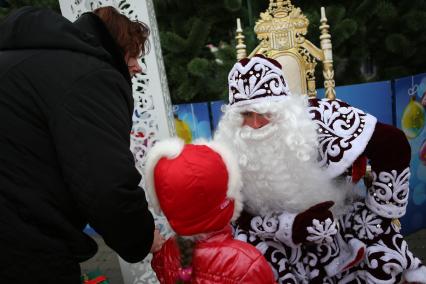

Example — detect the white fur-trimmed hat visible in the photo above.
[228,54,292,108]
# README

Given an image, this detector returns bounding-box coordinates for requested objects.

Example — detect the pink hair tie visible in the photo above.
[178,267,192,282]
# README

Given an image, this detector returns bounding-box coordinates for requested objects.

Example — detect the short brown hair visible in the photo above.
[94,6,150,58]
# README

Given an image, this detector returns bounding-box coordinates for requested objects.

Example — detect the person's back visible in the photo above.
[0,7,155,283]
[192,227,275,284]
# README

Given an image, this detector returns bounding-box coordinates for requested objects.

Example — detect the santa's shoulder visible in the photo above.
[307,98,377,178]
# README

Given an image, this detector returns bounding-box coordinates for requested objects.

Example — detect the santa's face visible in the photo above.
[241,111,270,129]
[214,96,348,216]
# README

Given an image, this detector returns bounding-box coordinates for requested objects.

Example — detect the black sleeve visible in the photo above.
[50,68,154,263]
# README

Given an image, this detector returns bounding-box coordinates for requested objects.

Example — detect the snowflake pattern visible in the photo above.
[306,218,338,244]
[353,209,383,240]
[234,205,426,283]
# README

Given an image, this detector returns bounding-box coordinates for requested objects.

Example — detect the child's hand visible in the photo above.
[150,229,166,253]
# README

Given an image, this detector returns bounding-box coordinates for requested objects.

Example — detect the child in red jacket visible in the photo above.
[145,138,276,284]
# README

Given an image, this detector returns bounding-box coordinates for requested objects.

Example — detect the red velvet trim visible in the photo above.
[352,155,367,184]
[364,122,411,172]
[239,54,282,69]
[343,247,365,271]
[84,275,107,284]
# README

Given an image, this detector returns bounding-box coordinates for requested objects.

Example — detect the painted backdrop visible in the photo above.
[395,73,426,235]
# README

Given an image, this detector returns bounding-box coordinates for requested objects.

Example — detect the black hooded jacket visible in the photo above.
[0,7,154,282]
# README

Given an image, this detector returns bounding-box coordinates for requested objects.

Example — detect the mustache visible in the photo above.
[238,123,279,141]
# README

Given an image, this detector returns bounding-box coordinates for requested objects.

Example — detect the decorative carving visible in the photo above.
[323,63,336,99]
[297,47,316,64]
[272,31,291,50]
[145,0,176,138]
[255,0,309,51]
[235,18,247,60]
[297,46,317,97]
[319,7,336,99]
[235,0,336,98]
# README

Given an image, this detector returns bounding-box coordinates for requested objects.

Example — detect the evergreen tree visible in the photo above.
[299,0,426,85]
[156,0,426,102]
[0,0,60,20]
[2,0,425,102]
[153,0,244,103]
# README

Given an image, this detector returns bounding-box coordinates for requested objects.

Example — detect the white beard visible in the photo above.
[215,95,350,216]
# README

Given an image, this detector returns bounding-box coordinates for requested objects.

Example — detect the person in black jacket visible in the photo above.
[0,6,163,283]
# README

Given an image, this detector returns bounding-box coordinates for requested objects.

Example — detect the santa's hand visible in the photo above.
[292,201,336,245]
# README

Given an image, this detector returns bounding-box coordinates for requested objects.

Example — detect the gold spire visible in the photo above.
[320,7,336,100]
[235,18,247,60]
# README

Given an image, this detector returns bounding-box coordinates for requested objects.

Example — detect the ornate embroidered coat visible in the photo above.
[233,99,426,284]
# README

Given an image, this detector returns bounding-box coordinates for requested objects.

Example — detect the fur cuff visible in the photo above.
[403,265,426,283]
[275,211,299,248]
[365,167,410,219]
